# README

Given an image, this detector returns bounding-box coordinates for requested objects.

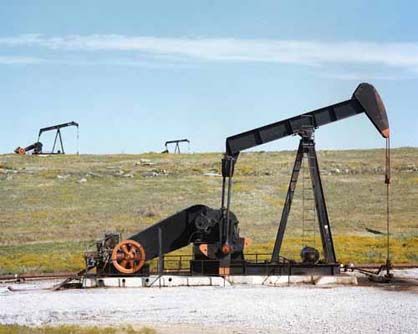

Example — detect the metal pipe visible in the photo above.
[52,130,59,153]
[58,129,65,153]
[220,175,226,244]
[225,157,234,246]
[158,227,164,275]
[385,137,391,277]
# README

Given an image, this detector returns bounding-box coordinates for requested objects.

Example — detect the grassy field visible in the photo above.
[0,148,417,274]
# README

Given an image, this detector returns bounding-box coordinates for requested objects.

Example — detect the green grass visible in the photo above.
[248,235,418,264]
[0,148,417,274]
[0,325,155,334]
[0,241,86,275]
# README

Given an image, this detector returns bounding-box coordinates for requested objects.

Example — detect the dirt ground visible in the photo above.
[1,270,417,334]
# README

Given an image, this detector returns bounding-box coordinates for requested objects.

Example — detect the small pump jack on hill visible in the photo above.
[161,139,190,154]
[15,121,79,155]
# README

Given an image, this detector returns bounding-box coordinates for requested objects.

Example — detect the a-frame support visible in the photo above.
[51,129,65,154]
[164,139,190,154]
[174,142,181,154]
[271,126,337,264]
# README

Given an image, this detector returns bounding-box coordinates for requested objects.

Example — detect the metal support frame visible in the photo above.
[86,83,389,278]
[37,121,79,155]
[218,156,236,273]
[158,227,164,275]
[174,142,180,153]
[271,125,337,264]
[51,128,65,154]
[221,83,389,266]
[164,139,190,154]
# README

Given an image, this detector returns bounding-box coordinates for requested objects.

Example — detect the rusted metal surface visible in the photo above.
[111,239,146,274]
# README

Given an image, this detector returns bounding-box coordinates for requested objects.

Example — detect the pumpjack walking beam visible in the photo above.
[220,83,389,264]
[224,83,389,158]
[37,121,79,154]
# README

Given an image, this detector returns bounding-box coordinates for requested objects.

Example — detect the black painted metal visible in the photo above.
[176,254,340,276]
[51,129,65,154]
[158,227,164,275]
[91,252,339,277]
[37,121,79,154]
[224,157,235,247]
[225,83,389,163]
[14,142,43,154]
[38,121,79,138]
[353,83,389,138]
[222,83,389,267]
[306,134,336,263]
[90,83,389,277]
[128,205,242,262]
[164,139,190,153]
[271,126,336,263]
[271,140,304,262]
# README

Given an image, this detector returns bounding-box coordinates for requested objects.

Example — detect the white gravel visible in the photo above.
[1,279,417,334]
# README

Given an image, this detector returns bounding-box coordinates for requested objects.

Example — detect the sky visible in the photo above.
[0,1,417,154]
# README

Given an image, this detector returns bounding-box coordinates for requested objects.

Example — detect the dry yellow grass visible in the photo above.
[0,148,417,274]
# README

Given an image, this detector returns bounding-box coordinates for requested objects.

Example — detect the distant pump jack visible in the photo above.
[162,139,190,154]
[14,121,79,155]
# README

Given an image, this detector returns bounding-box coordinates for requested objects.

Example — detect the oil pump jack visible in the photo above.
[14,121,79,155]
[86,83,390,277]
[162,139,190,154]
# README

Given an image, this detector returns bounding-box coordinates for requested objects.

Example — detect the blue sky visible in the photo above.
[0,1,417,154]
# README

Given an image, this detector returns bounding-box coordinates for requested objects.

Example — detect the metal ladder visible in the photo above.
[302,152,317,248]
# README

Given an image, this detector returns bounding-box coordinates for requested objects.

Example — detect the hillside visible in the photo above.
[0,148,417,274]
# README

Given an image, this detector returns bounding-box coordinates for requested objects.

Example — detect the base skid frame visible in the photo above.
[191,260,341,276]
[81,273,356,288]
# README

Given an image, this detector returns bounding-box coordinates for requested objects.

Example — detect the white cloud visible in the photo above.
[317,70,415,81]
[0,55,44,64]
[1,34,418,73]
